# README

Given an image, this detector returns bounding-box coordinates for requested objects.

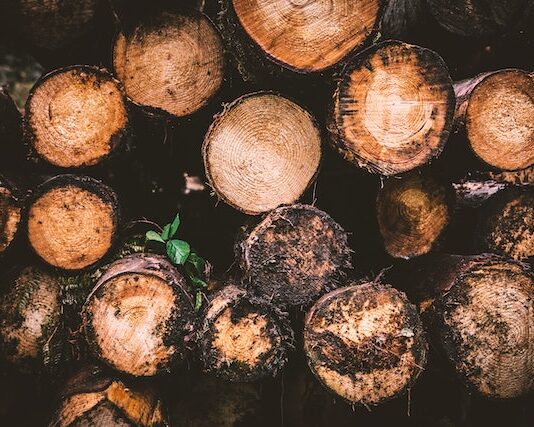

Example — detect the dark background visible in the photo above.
[0,1,533,426]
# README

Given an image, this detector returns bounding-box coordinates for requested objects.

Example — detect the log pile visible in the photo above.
[0,1,533,426]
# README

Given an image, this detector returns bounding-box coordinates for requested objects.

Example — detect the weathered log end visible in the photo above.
[0,177,22,255]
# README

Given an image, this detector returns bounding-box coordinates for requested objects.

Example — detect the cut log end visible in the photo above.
[203,93,322,214]
[25,66,128,168]
[330,41,454,175]
[477,190,534,260]
[200,285,292,382]
[429,257,533,399]
[51,365,167,427]
[83,254,196,377]
[304,282,427,405]
[238,204,351,307]
[465,70,534,171]
[0,266,62,372]
[377,172,451,258]
[0,180,22,254]
[28,175,119,271]
[232,0,381,72]
[113,11,224,117]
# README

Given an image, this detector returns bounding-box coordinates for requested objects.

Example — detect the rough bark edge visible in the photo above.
[83,253,197,376]
[23,65,131,169]
[28,174,121,273]
[202,92,323,215]
[328,40,455,176]
[198,283,294,381]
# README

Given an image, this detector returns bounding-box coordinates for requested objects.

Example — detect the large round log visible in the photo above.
[82,254,196,377]
[199,284,293,381]
[236,204,351,307]
[427,255,533,398]
[203,92,322,215]
[113,11,224,118]
[24,66,129,168]
[0,266,63,373]
[304,281,428,405]
[328,40,455,175]
[454,69,534,171]
[377,172,452,258]
[231,0,383,72]
[27,175,120,271]
[49,364,167,426]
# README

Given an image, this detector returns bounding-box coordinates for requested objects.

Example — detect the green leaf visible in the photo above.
[190,276,208,289]
[187,252,206,275]
[166,240,190,265]
[194,291,203,311]
[169,213,181,238]
[145,230,165,243]
[161,224,171,241]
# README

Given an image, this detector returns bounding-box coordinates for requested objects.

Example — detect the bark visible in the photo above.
[202,92,322,215]
[426,0,531,37]
[82,254,196,377]
[386,254,534,398]
[381,0,424,38]
[377,171,453,258]
[49,364,167,426]
[453,165,534,208]
[0,174,23,256]
[112,10,224,118]
[475,188,533,260]
[328,40,455,175]
[453,69,534,171]
[199,284,293,382]
[304,280,427,405]
[24,65,129,168]
[236,204,352,307]
[27,175,120,271]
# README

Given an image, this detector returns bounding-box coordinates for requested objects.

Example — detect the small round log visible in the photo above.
[328,40,455,175]
[304,281,428,405]
[27,175,120,271]
[0,175,22,256]
[231,0,383,72]
[113,11,224,118]
[377,172,452,258]
[49,364,167,426]
[0,266,63,373]
[428,255,533,398]
[236,204,351,307]
[82,254,196,377]
[199,284,293,381]
[24,66,129,168]
[426,0,530,37]
[476,189,533,260]
[454,69,534,171]
[203,92,322,215]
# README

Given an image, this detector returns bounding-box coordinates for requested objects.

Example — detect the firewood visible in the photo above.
[0,175,22,256]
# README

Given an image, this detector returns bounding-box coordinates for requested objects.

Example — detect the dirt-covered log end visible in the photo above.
[113,10,224,117]
[237,204,351,307]
[304,281,428,406]
[199,284,293,382]
[49,364,167,426]
[82,254,196,377]
[231,0,382,72]
[329,40,454,175]
[24,65,128,168]
[461,70,534,171]
[377,172,451,258]
[0,266,63,373]
[428,255,533,399]
[203,92,322,215]
[27,175,119,271]
[476,189,533,260]
[0,177,22,255]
